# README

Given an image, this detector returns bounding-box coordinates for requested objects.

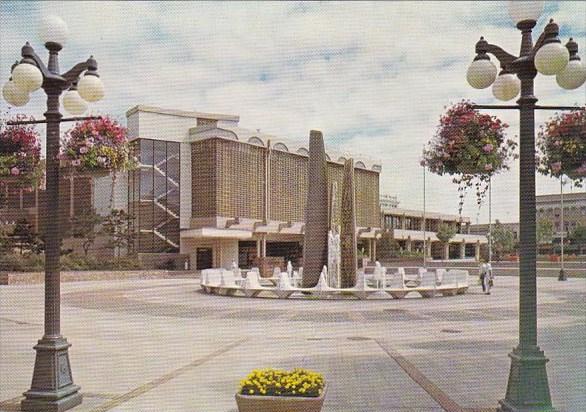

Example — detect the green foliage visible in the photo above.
[376,230,399,261]
[569,225,586,253]
[101,209,137,257]
[68,209,102,256]
[491,220,518,261]
[436,223,457,244]
[0,252,142,272]
[537,218,555,245]
[9,218,43,255]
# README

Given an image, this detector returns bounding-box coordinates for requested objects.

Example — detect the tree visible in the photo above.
[10,218,36,254]
[68,209,102,256]
[101,209,136,258]
[491,220,518,261]
[376,230,399,261]
[436,222,457,244]
[569,225,586,254]
[537,218,555,252]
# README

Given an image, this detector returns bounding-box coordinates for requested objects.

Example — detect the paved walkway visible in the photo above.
[1,276,584,411]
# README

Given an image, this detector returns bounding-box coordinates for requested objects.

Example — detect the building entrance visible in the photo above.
[196,248,213,270]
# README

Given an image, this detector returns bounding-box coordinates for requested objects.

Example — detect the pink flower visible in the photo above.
[10,167,20,176]
[551,162,562,173]
[553,140,562,147]
[72,159,81,166]
[79,146,88,154]
[483,143,494,153]
[484,164,493,171]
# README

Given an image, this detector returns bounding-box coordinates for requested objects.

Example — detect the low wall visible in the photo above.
[0,270,196,285]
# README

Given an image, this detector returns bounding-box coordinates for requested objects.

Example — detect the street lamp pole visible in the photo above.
[2,16,104,412]
[422,162,427,268]
[559,175,566,280]
[488,176,492,265]
[465,2,585,410]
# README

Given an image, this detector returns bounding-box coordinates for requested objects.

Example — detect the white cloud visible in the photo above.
[1,1,584,223]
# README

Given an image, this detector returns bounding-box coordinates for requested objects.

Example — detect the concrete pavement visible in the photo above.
[1,276,584,411]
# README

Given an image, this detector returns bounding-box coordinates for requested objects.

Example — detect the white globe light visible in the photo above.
[77,75,104,102]
[467,59,498,89]
[556,59,586,90]
[39,15,69,46]
[492,73,521,101]
[535,42,570,75]
[508,1,544,24]
[63,89,88,115]
[2,80,30,107]
[11,63,43,92]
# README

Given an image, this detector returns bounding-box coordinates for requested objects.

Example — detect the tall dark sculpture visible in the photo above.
[302,130,329,287]
[340,158,358,288]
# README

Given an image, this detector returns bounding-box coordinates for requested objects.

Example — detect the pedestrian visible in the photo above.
[479,262,493,295]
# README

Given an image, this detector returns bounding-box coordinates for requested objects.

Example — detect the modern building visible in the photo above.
[0,175,93,234]
[382,207,487,260]
[380,194,399,212]
[126,105,382,270]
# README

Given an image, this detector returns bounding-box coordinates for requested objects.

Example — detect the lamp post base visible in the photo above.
[558,269,567,281]
[21,337,82,412]
[498,346,554,412]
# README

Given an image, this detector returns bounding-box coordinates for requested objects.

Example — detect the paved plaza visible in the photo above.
[0,276,584,412]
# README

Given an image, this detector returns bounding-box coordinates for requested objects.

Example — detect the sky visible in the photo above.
[1,1,585,224]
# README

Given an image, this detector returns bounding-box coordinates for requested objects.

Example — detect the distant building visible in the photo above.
[380,194,399,212]
[537,192,586,239]
[382,207,487,260]
[469,192,586,242]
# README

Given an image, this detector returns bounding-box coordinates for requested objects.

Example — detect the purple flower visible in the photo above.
[10,167,20,176]
[72,159,81,166]
[79,146,89,154]
[483,143,494,153]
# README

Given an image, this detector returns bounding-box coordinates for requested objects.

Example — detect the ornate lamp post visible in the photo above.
[2,15,104,412]
[465,1,585,411]
[558,175,567,281]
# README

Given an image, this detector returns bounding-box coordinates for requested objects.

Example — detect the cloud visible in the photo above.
[1,1,584,222]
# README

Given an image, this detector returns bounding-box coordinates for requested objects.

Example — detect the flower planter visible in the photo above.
[235,386,326,412]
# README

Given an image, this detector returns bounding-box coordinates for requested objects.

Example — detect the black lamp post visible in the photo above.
[3,15,104,412]
[465,2,585,411]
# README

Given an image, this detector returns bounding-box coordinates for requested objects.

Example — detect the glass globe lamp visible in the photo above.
[492,73,520,101]
[63,89,88,115]
[77,74,104,102]
[556,59,586,90]
[2,80,30,107]
[535,42,570,75]
[467,58,498,89]
[508,0,544,24]
[39,15,69,46]
[11,63,43,92]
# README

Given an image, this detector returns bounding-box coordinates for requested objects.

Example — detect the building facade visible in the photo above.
[536,192,586,239]
[382,207,487,260]
[469,192,586,244]
[126,105,382,270]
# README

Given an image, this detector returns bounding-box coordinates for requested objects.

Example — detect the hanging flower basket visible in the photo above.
[61,116,136,177]
[0,114,42,191]
[537,110,585,187]
[422,100,517,213]
[236,368,326,412]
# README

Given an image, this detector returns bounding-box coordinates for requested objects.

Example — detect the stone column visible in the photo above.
[340,158,358,288]
[475,241,480,261]
[460,241,466,259]
[406,237,412,252]
[443,242,450,260]
[302,130,329,287]
[372,238,377,261]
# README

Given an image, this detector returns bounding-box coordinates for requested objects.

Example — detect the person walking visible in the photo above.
[479,262,493,295]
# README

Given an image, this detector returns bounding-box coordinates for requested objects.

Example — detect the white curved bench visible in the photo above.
[437,270,458,296]
[414,271,436,298]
